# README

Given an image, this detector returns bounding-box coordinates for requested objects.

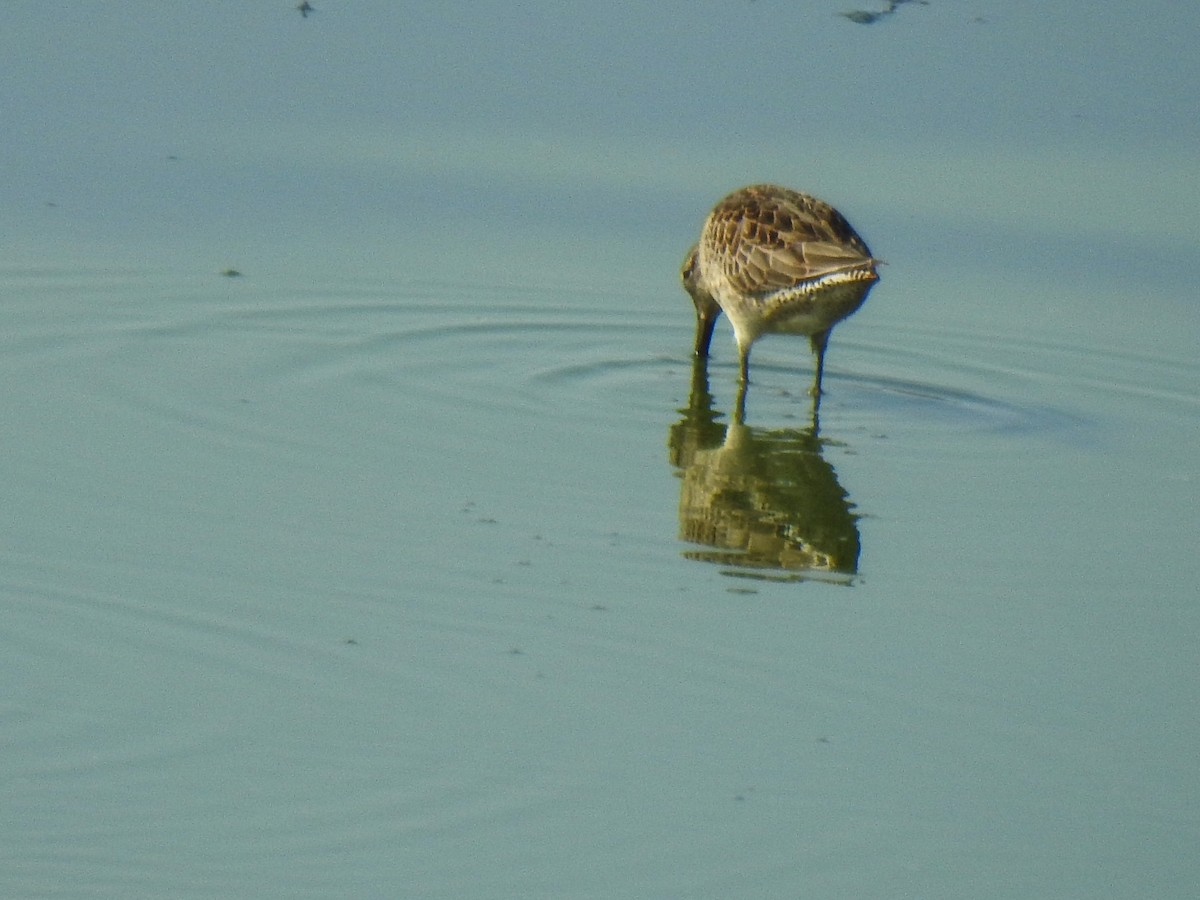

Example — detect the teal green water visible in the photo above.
[3,3,1198,898]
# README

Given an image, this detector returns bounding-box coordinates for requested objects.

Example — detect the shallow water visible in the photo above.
[6,264,1197,897]
[4,3,1199,898]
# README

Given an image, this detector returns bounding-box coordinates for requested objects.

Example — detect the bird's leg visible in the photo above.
[809,329,831,397]
[737,344,751,385]
[729,341,752,422]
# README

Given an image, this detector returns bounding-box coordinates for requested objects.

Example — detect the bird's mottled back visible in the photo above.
[701,184,876,298]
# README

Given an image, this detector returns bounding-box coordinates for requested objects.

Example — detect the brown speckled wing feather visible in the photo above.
[706,185,875,297]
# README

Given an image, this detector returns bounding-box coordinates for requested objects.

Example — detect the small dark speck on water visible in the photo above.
[297,1,314,18]
[220,268,242,278]
[841,0,928,25]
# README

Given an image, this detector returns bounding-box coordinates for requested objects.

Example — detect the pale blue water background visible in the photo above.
[3,2,1199,898]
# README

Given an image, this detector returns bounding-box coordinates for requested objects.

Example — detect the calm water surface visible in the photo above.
[3,3,1198,898]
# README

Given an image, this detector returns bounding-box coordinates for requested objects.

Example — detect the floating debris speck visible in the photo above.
[840,0,928,25]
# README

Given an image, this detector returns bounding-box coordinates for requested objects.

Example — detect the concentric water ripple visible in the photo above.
[19,272,1180,453]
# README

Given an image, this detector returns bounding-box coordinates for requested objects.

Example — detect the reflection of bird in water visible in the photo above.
[681,184,880,418]
[668,357,861,581]
[667,354,727,471]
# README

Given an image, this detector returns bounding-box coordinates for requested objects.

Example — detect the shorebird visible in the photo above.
[681,184,880,400]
